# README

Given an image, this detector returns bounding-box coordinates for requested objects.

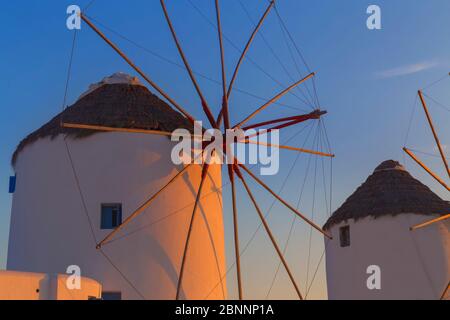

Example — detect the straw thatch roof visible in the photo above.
[12,81,192,166]
[324,160,450,230]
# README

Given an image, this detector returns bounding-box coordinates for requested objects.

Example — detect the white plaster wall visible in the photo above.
[325,214,449,300]
[7,133,227,300]
[0,270,102,300]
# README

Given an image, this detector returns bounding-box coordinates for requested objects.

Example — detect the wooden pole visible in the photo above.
[96,163,193,249]
[160,0,216,127]
[441,281,449,300]
[214,0,231,131]
[80,13,197,125]
[234,72,315,129]
[176,164,210,300]
[227,1,274,100]
[228,166,244,300]
[410,214,450,231]
[215,0,244,300]
[242,110,326,131]
[403,148,450,191]
[216,0,275,127]
[418,90,450,180]
[62,123,173,137]
[241,140,335,158]
[235,166,303,300]
[239,164,333,239]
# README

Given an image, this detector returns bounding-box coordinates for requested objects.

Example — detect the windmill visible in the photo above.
[403,74,450,300]
[10,0,334,300]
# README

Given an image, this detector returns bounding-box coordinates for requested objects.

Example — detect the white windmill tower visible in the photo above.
[324,160,450,300]
[7,73,227,300]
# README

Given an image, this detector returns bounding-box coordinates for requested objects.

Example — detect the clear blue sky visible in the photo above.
[1,0,449,299]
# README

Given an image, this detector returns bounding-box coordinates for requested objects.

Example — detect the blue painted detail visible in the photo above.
[9,176,16,194]
[101,204,122,230]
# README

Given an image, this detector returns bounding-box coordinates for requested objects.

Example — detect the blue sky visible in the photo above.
[1,1,449,299]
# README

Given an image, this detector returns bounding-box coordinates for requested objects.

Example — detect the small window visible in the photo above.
[339,225,350,247]
[102,292,122,300]
[9,176,16,194]
[101,204,122,230]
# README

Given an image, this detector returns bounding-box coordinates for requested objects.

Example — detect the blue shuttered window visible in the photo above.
[101,204,122,230]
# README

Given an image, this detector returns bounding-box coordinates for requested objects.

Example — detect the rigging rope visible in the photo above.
[83,14,308,113]
[305,124,320,291]
[273,7,316,108]
[203,122,317,299]
[273,5,321,107]
[265,121,319,299]
[59,26,148,300]
[237,0,315,109]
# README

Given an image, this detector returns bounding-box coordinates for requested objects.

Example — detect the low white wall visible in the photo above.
[0,270,102,300]
[325,214,449,300]
[8,133,227,300]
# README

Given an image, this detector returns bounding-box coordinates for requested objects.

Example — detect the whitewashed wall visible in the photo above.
[325,214,449,300]
[8,133,227,300]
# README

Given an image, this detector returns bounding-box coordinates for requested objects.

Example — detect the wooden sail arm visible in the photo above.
[410,214,450,231]
[243,114,320,141]
[214,0,231,131]
[242,110,327,131]
[176,164,211,300]
[160,0,216,128]
[62,123,173,137]
[216,0,275,127]
[441,281,450,300]
[240,140,335,158]
[227,165,243,299]
[403,147,450,191]
[418,90,450,180]
[227,1,274,100]
[233,72,315,129]
[234,166,304,300]
[80,13,198,126]
[238,163,333,239]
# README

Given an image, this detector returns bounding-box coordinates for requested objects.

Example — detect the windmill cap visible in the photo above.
[12,74,192,166]
[323,160,450,230]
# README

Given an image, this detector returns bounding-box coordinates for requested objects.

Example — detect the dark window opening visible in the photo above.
[101,204,122,230]
[102,292,122,300]
[9,176,16,194]
[339,225,350,247]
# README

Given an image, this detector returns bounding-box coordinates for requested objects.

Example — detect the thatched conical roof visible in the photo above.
[12,74,192,166]
[324,160,450,230]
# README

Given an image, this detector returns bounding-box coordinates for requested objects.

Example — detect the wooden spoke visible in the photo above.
[238,164,333,239]
[243,114,324,142]
[176,164,210,300]
[160,0,216,127]
[242,110,326,131]
[80,13,197,125]
[410,214,450,231]
[62,123,174,137]
[441,281,450,300]
[216,0,275,127]
[234,72,315,129]
[97,163,193,249]
[227,1,274,100]
[228,166,243,300]
[418,90,450,180]
[240,140,335,158]
[403,147,450,191]
[235,167,303,300]
[214,0,231,130]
